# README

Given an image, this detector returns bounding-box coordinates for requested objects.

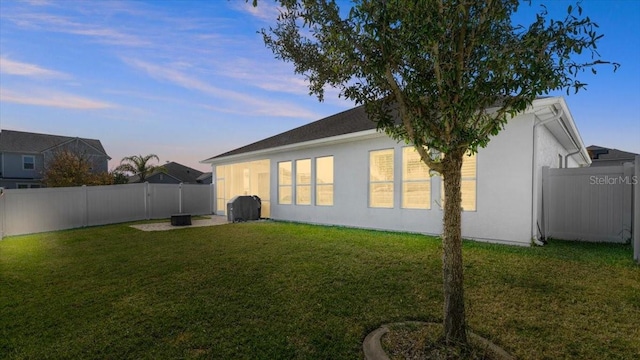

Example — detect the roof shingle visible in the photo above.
[0,129,108,155]
[206,105,375,160]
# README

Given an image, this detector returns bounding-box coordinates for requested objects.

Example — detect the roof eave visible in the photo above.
[201,129,382,165]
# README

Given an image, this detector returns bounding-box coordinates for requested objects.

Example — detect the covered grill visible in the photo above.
[226,195,261,222]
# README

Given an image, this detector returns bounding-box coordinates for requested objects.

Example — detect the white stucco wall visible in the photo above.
[211,113,537,246]
[459,113,535,245]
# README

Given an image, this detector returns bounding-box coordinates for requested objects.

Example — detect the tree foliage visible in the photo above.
[42,150,114,187]
[115,154,164,183]
[260,0,616,345]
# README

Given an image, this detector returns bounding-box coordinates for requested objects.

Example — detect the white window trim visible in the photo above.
[22,155,35,171]
[369,148,395,209]
[295,158,312,205]
[315,155,334,206]
[402,146,431,210]
[439,152,477,212]
[278,161,292,205]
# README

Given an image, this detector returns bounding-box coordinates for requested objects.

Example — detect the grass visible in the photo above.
[1,221,638,359]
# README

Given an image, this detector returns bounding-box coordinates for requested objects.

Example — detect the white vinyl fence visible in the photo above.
[542,158,637,246]
[0,183,213,238]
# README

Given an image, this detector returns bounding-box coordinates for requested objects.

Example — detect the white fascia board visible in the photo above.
[201,129,383,165]
[530,96,591,165]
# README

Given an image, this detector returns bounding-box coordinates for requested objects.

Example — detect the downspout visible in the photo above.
[564,148,582,168]
[531,107,564,246]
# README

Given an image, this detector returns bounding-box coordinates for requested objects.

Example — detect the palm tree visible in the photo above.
[115,154,163,183]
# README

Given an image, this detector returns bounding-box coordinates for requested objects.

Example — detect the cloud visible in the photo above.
[4,12,148,46]
[123,58,320,119]
[232,1,282,22]
[0,56,69,79]
[0,87,114,109]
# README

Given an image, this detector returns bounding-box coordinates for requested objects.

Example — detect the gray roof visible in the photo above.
[205,105,375,160]
[196,172,212,181]
[129,161,204,183]
[587,145,638,162]
[0,129,108,156]
[204,96,562,162]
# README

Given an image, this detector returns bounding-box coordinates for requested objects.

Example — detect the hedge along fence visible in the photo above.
[0,182,214,238]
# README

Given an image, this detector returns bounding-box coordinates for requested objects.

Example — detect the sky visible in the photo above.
[1,0,638,173]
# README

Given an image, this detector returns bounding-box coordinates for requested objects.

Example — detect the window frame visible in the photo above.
[401,146,431,209]
[295,158,311,205]
[22,155,35,171]
[440,151,477,212]
[369,148,395,208]
[278,161,293,205]
[315,156,334,206]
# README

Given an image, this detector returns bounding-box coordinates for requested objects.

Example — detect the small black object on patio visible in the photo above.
[171,214,192,226]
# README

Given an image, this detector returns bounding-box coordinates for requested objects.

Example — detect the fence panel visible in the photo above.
[182,184,212,215]
[0,183,213,238]
[543,164,634,243]
[149,184,180,219]
[3,187,86,236]
[87,184,147,226]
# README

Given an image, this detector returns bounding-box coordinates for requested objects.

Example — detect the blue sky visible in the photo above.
[1,0,638,173]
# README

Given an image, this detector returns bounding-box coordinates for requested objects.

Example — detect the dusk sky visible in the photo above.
[1,0,638,173]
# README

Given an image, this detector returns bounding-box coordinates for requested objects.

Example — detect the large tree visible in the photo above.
[115,154,164,183]
[260,0,616,345]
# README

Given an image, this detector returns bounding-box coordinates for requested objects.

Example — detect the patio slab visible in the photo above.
[130,215,229,231]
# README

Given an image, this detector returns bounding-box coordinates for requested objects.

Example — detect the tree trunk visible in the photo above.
[441,148,468,345]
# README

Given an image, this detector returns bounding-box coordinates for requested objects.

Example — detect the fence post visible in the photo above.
[623,163,634,242]
[179,183,183,214]
[0,188,5,240]
[634,156,639,264]
[83,185,89,227]
[541,166,550,240]
[145,182,151,220]
[210,182,215,215]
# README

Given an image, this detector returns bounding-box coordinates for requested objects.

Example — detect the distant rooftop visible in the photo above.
[0,129,108,156]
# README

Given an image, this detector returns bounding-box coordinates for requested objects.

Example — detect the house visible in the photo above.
[0,129,110,189]
[196,172,213,184]
[587,145,638,167]
[201,96,590,246]
[128,161,204,184]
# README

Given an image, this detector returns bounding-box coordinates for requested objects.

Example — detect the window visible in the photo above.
[278,161,292,204]
[216,160,271,217]
[296,159,311,205]
[440,152,477,211]
[316,156,334,206]
[402,147,430,209]
[23,155,35,170]
[369,149,394,208]
[460,153,477,211]
[17,183,40,189]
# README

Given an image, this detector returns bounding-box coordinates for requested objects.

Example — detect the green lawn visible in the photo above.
[1,222,638,359]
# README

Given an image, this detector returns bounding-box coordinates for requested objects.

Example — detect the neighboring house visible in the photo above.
[202,96,591,246]
[587,145,638,167]
[0,129,110,189]
[128,161,204,184]
[196,172,213,184]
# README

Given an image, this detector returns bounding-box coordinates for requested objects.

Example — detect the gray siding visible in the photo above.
[146,172,181,184]
[1,153,44,179]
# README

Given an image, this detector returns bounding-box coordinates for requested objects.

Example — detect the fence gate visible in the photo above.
[542,163,636,243]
